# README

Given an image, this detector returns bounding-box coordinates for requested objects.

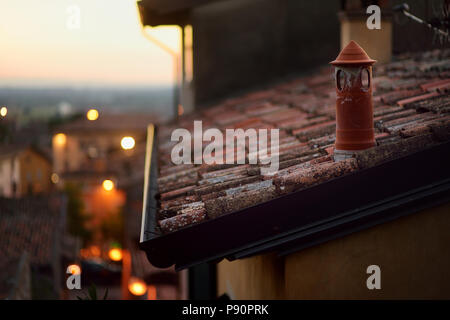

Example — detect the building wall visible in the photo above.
[0,149,51,197]
[17,149,51,196]
[192,0,341,106]
[53,131,144,175]
[0,157,15,197]
[340,16,392,64]
[217,202,450,299]
[190,0,447,106]
[217,252,285,300]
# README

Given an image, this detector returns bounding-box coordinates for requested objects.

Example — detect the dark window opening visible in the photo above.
[336,69,345,92]
[361,68,370,90]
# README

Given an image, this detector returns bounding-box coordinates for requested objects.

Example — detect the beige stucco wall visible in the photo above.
[217,253,285,300]
[18,149,52,196]
[0,149,51,197]
[0,157,15,197]
[340,18,392,64]
[217,202,450,299]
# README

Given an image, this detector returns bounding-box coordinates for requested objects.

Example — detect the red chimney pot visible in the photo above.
[330,41,376,156]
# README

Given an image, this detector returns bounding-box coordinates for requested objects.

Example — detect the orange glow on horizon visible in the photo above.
[0,1,181,87]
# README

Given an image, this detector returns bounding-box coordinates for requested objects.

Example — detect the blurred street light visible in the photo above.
[121,136,135,150]
[53,133,67,146]
[128,277,147,296]
[67,264,81,275]
[108,248,123,261]
[102,179,115,191]
[86,109,99,121]
[0,106,7,117]
[51,173,60,184]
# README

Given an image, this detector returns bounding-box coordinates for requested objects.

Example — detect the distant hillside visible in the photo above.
[0,86,174,121]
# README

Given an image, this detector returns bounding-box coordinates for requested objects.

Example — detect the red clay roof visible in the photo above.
[154,49,450,234]
[0,196,64,268]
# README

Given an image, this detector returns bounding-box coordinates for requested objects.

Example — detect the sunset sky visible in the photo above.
[0,0,180,88]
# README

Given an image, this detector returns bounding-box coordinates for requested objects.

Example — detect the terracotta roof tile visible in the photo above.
[159,206,206,233]
[160,185,197,201]
[274,158,358,194]
[204,185,277,219]
[421,78,450,92]
[405,93,450,114]
[151,49,450,235]
[292,121,336,140]
[0,197,65,269]
[397,92,441,106]
[381,112,441,133]
[375,89,424,105]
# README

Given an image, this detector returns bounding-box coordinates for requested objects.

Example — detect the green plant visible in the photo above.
[65,182,92,243]
[100,208,124,243]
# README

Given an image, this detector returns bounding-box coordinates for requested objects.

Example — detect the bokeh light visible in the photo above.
[86,109,99,121]
[121,136,135,150]
[53,133,67,146]
[108,248,123,261]
[67,264,81,275]
[102,179,114,191]
[128,277,147,296]
[0,106,7,117]
[51,173,60,184]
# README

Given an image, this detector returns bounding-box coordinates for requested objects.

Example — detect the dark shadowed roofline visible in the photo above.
[0,144,51,163]
[137,0,223,26]
[139,0,215,15]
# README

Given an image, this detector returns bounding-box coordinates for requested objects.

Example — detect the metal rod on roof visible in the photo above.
[394,3,449,39]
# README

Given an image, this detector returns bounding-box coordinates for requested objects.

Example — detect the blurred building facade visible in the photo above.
[51,114,152,240]
[52,114,152,176]
[0,145,52,198]
[51,112,182,299]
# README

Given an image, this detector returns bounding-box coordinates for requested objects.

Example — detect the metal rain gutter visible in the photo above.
[139,133,450,270]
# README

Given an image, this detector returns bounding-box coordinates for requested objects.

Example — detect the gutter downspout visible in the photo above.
[141,26,181,121]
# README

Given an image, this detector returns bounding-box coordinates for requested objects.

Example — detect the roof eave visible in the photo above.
[140,130,450,270]
[137,1,190,27]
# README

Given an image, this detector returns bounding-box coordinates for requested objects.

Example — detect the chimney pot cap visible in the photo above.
[330,40,376,66]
